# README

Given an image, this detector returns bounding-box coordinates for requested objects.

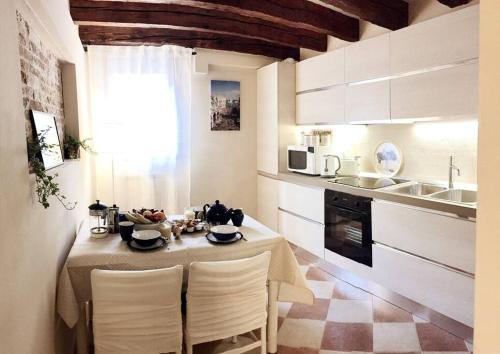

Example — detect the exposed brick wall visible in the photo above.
[17,11,65,143]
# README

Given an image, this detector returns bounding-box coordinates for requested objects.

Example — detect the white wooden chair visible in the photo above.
[185,251,272,354]
[91,266,183,354]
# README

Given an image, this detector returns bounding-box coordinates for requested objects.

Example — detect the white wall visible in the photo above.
[474,1,500,352]
[0,0,90,353]
[190,51,270,216]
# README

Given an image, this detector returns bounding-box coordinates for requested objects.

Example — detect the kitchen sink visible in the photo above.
[390,183,447,196]
[430,189,477,205]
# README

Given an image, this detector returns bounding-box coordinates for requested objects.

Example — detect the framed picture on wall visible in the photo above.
[210,80,240,131]
[30,110,64,170]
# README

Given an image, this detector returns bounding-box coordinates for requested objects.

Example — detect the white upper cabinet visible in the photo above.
[296,48,345,92]
[346,81,390,123]
[391,61,478,120]
[257,63,279,175]
[390,5,479,74]
[296,86,345,125]
[345,34,390,83]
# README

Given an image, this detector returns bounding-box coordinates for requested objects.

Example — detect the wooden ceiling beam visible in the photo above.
[70,0,328,52]
[317,0,408,31]
[189,0,359,41]
[78,25,300,60]
[437,0,471,7]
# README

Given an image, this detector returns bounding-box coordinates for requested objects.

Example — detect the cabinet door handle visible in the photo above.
[374,242,475,279]
[278,208,324,226]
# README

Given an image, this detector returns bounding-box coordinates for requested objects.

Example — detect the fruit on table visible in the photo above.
[152,211,165,222]
[125,208,167,224]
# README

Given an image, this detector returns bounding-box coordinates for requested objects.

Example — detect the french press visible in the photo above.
[88,200,108,236]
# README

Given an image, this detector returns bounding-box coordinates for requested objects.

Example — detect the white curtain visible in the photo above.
[87,46,192,213]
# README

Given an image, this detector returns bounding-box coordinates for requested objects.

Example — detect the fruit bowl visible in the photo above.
[123,208,167,225]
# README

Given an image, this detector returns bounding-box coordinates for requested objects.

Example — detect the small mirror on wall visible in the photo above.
[30,110,64,170]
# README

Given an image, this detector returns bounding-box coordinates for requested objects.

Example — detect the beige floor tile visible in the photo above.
[327,299,373,323]
[277,318,326,349]
[307,280,335,299]
[373,322,421,352]
[299,265,310,275]
[278,301,293,318]
[373,297,413,322]
[332,280,372,300]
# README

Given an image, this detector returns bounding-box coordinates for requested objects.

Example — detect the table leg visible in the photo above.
[267,281,279,354]
[75,303,89,354]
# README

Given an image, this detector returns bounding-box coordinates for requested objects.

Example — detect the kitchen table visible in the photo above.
[56,216,313,354]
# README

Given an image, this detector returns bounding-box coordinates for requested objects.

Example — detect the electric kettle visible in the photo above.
[321,155,341,178]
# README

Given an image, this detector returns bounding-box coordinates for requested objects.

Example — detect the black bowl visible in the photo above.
[132,230,161,247]
[210,225,240,241]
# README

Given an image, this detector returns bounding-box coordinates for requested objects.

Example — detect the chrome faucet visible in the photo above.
[448,155,461,189]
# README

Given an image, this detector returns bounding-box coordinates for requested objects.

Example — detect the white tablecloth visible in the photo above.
[57,216,314,328]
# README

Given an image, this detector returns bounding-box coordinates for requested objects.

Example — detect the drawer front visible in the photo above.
[279,210,324,259]
[296,86,345,125]
[373,244,474,327]
[279,181,324,224]
[372,201,475,274]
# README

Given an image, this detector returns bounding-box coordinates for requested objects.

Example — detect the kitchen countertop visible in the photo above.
[259,171,476,220]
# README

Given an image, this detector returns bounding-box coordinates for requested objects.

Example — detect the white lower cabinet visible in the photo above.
[257,175,279,232]
[278,181,324,224]
[372,200,476,274]
[279,210,324,259]
[372,244,474,327]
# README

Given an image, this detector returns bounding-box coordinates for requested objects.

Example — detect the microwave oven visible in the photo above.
[287,145,330,175]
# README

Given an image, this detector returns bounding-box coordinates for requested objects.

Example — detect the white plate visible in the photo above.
[133,230,161,240]
[373,141,403,177]
[206,232,242,244]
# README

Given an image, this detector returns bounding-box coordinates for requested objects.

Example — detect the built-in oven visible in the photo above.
[324,190,373,267]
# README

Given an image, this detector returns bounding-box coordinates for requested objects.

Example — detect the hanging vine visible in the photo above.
[26,129,77,210]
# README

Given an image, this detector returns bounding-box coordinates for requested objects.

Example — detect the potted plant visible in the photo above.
[63,135,91,160]
[27,131,77,210]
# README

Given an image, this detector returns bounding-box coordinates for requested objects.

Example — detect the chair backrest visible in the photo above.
[91,266,183,354]
[186,252,272,344]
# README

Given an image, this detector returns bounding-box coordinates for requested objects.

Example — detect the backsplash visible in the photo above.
[17,11,65,143]
[298,120,478,185]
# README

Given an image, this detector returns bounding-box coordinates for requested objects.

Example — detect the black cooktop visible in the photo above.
[331,176,408,190]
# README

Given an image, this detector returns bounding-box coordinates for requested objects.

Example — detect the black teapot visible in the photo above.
[203,200,232,225]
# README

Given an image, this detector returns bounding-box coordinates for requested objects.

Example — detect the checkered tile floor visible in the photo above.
[195,249,473,354]
[275,254,473,354]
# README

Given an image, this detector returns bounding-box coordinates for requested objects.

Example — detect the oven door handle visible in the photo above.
[325,205,368,221]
